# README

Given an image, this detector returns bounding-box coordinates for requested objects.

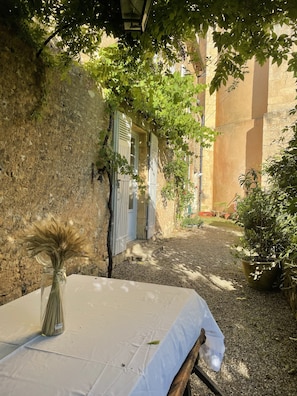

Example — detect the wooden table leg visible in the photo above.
[168,328,206,396]
[183,382,192,396]
[192,364,225,396]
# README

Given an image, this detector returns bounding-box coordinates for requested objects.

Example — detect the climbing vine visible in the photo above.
[86,45,217,216]
[4,1,297,94]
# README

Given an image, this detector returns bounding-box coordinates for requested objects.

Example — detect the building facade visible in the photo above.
[0,25,176,304]
[195,27,296,215]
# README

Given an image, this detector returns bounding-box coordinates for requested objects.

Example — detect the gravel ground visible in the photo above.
[112,224,297,396]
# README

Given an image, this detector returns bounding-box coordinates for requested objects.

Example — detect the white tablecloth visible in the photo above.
[0,275,224,395]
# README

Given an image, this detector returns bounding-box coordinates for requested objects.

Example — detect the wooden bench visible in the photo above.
[168,328,224,396]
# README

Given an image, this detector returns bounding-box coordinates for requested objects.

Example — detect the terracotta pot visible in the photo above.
[242,259,281,291]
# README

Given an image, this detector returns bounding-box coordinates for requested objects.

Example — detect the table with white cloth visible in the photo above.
[0,274,225,396]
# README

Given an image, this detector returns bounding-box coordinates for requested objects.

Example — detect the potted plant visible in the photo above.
[264,122,297,314]
[278,222,297,319]
[234,169,283,290]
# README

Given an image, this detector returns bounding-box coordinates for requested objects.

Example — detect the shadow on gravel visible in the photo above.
[112,225,297,396]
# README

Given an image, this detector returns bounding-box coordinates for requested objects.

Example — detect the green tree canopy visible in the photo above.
[87,44,216,216]
[2,0,297,92]
[86,45,216,149]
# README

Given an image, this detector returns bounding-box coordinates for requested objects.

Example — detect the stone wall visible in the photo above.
[0,26,110,304]
[156,139,176,236]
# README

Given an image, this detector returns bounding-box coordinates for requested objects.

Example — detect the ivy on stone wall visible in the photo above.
[86,45,217,217]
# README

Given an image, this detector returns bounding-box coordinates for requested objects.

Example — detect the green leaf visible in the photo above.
[147,340,160,345]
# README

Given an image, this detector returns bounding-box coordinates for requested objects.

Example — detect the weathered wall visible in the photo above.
[198,30,216,212]
[200,26,296,212]
[156,139,176,237]
[212,59,268,211]
[0,26,110,304]
[262,25,296,169]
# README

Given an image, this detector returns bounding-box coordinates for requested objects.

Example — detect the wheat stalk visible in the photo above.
[23,217,88,336]
[41,270,66,336]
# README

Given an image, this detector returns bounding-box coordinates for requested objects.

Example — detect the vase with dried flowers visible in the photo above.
[23,218,88,336]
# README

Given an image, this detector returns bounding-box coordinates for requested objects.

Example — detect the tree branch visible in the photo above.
[36,23,72,57]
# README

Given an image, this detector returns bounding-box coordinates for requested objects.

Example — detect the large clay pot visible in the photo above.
[242,259,281,291]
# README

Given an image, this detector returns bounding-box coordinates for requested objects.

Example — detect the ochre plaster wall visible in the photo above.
[213,118,263,212]
[262,25,296,170]
[155,139,176,237]
[201,25,295,212]
[212,59,268,211]
[0,26,110,304]
[198,30,217,212]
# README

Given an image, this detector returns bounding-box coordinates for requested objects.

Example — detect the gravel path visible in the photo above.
[112,224,297,395]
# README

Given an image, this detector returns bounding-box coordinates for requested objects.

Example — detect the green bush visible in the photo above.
[235,169,285,261]
[181,216,203,227]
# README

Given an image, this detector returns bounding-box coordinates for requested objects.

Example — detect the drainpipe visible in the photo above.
[198,114,204,213]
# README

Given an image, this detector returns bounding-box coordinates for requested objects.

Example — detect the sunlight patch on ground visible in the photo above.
[220,365,234,382]
[209,274,236,291]
[234,322,246,331]
[172,263,221,290]
[221,361,250,382]
[220,358,250,382]
[173,263,205,281]
[237,361,250,378]
[125,243,159,267]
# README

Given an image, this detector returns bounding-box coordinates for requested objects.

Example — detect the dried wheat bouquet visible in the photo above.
[22,217,88,335]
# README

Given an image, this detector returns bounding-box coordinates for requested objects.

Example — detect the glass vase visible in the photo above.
[41,266,66,336]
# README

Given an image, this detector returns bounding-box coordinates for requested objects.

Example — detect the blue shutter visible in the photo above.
[112,111,132,255]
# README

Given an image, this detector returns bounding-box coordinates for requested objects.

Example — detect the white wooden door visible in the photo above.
[127,133,139,242]
[112,111,131,255]
[147,133,158,239]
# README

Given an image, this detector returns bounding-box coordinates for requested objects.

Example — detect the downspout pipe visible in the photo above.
[198,114,204,213]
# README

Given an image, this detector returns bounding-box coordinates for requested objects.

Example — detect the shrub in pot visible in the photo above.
[234,169,283,290]
[265,123,297,312]
[279,228,297,319]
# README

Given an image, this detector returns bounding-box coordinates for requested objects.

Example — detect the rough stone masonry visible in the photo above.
[0,25,110,304]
